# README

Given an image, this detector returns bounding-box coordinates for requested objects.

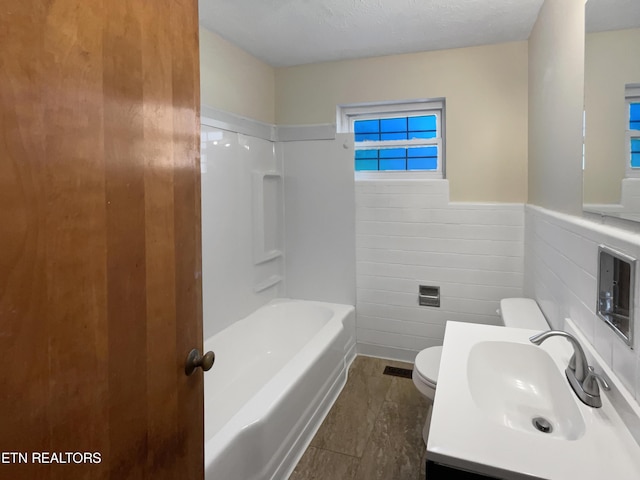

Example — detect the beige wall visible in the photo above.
[584,28,640,205]
[200,27,275,124]
[275,42,529,203]
[528,0,586,215]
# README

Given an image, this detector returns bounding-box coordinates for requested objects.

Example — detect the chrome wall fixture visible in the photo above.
[419,285,440,307]
[597,245,636,348]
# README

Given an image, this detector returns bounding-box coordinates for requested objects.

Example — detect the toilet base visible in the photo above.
[422,402,433,445]
[412,370,436,445]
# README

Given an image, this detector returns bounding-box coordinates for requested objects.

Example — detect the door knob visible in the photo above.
[185,349,215,376]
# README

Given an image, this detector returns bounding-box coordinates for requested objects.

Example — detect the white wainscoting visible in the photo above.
[355,179,525,362]
[525,204,640,408]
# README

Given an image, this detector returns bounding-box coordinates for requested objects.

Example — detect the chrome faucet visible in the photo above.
[529,330,610,408]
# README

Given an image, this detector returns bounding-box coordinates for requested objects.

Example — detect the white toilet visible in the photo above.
[412,298,549,443]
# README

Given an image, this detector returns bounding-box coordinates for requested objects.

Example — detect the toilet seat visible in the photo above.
[414,346,442,387]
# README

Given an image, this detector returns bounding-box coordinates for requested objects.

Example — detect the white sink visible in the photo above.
[467,341,585,440]
[427,322,640,480]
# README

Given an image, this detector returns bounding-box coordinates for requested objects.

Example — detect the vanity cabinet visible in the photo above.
[426,460,501,479]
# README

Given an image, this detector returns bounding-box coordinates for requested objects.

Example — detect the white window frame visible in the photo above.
[336,99,446,180]
[625,85,640,179]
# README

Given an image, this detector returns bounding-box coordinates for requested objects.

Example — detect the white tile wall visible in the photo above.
[525,204,640,407]
[355,179,525,361]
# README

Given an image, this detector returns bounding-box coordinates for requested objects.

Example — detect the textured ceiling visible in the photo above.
[198,0,640,68]
[199,0,545,67]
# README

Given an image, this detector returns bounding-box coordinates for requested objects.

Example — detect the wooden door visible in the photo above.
[0,1,203,479]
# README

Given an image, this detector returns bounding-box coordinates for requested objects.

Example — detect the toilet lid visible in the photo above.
[414,346,443,386]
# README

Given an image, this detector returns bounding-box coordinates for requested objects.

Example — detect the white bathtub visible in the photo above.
[203,298,356,480]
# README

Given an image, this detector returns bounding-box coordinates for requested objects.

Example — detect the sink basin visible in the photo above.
[428,322,640,480]
[467,340,585,440]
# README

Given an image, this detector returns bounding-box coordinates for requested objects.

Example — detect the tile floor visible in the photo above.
[289,355,432,480]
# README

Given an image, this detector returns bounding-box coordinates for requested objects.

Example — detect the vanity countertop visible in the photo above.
[427,322,640,480]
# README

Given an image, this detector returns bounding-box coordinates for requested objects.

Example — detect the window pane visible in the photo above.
[351,110,442,173]
[355,149,379,159]
[408,115,437,139]
[380,117,407,133]
[632,138,640,168]
[408,115,436,132]
[355,159,379,171]
[354,119,379,134]
[379,148,407,159]
[408,146,438,158]
[379,158,406,170]
[355,132,380,141]
[381,132,408,141]
[631,103,640,130]
[407,157,438,171]
[408,130,437,139]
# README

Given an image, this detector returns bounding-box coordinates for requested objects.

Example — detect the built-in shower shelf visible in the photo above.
[255,249,283,265]
[254,275,283,293]
[261,170,282,177]
[252,170,283,265]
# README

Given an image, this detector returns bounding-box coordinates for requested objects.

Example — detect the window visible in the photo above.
[337,99,445,178]
[626,85,640,177]
[630,102,640,167]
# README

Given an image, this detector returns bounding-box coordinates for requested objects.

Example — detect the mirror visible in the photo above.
[583,0,640,222]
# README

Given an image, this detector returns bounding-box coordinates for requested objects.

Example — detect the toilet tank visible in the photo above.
[499,298,549,330]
